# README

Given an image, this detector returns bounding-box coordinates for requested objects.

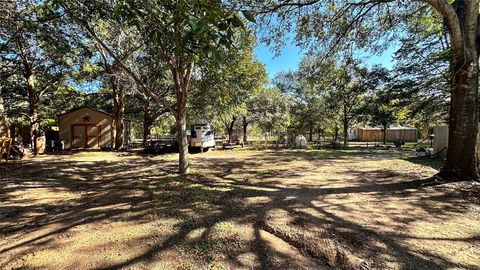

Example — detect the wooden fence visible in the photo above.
[357,128,418,142]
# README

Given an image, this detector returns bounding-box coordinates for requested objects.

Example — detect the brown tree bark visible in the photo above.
[438,0,480,180]
[226,116,237,144]
[26,70,39,155]
[172,60,194,176]
[142,99,153,148]
[0,85,8,137]
[113,83,125,149]
[382,127,387,145]
[343,105,348,146]
[176,100,189,175]
[414,0,480,180]
[242,116,248,145]
[334,126,339,141]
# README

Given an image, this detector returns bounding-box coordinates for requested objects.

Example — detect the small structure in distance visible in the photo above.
[350,127,418,142]
[58,106,132,149]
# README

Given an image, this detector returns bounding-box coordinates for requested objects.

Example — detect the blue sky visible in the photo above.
[254,41,398,80]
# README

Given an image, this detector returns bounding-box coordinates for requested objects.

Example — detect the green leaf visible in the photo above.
[241,10,256,23]
[231,12,244,28]
[192,21,208,36]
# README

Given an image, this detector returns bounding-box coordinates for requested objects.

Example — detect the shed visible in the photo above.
[58,106,131,149]
[433,126,448,157]
[356,127,418,142]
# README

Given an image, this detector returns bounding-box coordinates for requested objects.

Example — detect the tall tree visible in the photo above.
[249,87,292,136]
[55,0,251,174]
[117,0,251,174]
[0,86,7,137]
[1,1,73,153]
[191,32,267,144]
[275,70,324,142]
[392,7,450,137]
[324,61,367,146]
[359,66,398,144]
[276,57,367,145]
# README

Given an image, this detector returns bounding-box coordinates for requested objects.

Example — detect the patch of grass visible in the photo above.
[193,240,223,261]
[192,223,248,262]
[213,221,249,239]
[405,155,444,170]
[268,148,391,160]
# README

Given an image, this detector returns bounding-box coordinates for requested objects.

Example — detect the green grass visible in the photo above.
[261,148,394,161]
[404,154,444,170]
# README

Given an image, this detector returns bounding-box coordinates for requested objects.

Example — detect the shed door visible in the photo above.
[73,125,86,148]
[86,125,100,148]
[72,124,101,148]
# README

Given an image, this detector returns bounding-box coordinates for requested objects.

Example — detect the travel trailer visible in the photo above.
[190,122,215,150]
[144,121,215,153]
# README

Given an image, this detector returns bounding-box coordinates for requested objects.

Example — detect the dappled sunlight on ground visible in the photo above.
[0,149,478,269]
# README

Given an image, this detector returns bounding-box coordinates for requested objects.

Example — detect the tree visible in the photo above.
[359,66,398,144]
[275,70,324,142]
[98,33,139,150]
[365,98,398,145]
[191,32,267,144]
[275,57,367,145]
[119,1,253,174]
[53,1,140,150]
[249,87,292,136]
[1,1,74,153]
[0,87,7,137]
[54,0,252,175]
[392,8,450,137]
[127,50,172,147]
[240,0,480,180]
[323,60,368,146]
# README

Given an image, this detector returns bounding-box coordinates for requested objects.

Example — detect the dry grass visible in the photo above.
[0,148,479,269]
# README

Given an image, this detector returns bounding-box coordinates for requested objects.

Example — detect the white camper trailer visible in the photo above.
[190,122,215,150]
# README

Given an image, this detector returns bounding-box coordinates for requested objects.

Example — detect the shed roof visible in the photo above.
[57,106,113,118]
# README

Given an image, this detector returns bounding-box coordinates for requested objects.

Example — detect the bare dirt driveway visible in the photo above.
[0,149,479,269]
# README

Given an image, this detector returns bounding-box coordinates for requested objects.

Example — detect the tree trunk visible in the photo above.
[10,125,16,142]
[142,99,153,148]
[242,116,248,145]
[227,116,237,144]
[441,0,480,180]
[176,103,189,175]
[173,61,193,176]
[334,126,339,141]
[0,85,8,137]
[343,108,348,146]
[26,71,39,155]
[382,127,387,145]
[113,83,125,149]
[422,121,430,140]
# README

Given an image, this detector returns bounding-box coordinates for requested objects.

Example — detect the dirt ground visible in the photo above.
[0,148,479,270]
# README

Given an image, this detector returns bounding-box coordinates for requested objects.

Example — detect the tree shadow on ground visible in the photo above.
[0,150,478,269]
[404,154,445,171]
